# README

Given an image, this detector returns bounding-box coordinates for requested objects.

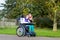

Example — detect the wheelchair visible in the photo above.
[16,23,36,37]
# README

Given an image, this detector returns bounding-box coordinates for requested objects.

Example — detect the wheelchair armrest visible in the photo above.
[21,23,34,25]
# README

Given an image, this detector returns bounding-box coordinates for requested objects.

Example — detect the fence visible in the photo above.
[0,18,17,28]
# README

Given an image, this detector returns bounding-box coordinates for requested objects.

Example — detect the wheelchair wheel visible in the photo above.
[30,32,36,37]
[16,27,25,37]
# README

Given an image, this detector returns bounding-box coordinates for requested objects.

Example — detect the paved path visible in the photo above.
[0,34,60,40]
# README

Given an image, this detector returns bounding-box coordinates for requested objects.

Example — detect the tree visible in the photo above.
[51,0,60,31]
[3,0,60,29]
[3,0,16,18]
[45,0,60,31]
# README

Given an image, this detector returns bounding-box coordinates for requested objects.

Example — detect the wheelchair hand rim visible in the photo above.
[17,27,24,36]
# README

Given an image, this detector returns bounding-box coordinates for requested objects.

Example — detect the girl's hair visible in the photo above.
[20,14,24,17]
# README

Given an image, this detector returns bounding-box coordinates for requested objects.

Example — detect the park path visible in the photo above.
[0,34,60,40]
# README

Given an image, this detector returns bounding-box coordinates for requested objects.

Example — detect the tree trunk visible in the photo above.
[53,11,57,32]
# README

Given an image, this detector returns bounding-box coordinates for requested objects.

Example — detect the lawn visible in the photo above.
[35,28,60,37]
[0,28,60,37]
[0,28,16,35]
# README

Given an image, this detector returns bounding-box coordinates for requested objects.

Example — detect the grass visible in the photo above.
[0,28,16,35]
[35,28,60,37]
[0,27,60,37]
[0,26,17,35]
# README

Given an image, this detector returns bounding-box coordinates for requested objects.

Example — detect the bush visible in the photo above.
[34,17,53,28]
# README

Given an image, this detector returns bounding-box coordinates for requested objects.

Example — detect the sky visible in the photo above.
[0,0,6,10]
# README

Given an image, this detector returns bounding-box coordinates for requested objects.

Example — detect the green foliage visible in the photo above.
[3,0,60,28]
[3,0,17,18]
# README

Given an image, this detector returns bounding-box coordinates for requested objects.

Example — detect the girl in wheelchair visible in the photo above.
[16,14,36,37]
[20,14,34,32]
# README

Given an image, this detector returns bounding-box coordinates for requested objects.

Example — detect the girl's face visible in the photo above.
[28,14,32,16]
